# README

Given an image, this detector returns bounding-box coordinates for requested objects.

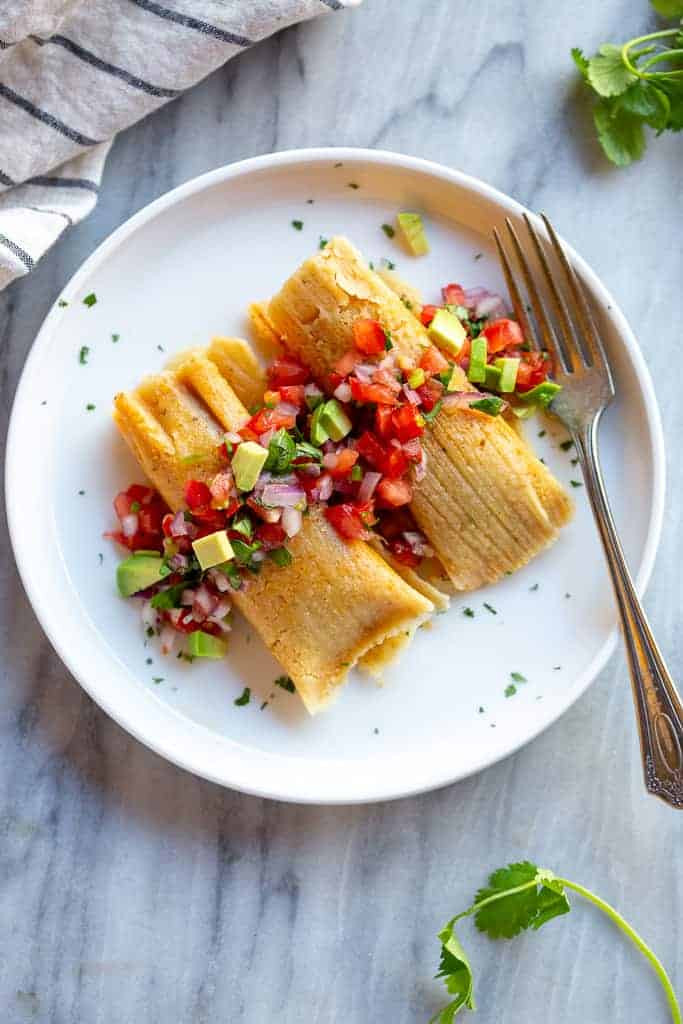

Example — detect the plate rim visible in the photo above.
[6,147,666,804]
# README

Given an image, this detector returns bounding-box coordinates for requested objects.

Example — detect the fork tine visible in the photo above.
[503,217,570,373]
[492,228,541,351]
[540,213,614,389]
[521,213,583,373]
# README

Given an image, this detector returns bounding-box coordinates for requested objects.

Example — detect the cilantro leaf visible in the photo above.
[587,44,637,97]
[571,46,590,79]
[650,0,683,15]
[593,100,646,166]
[474,862,569,939]
[616,81,670,132]
[429,919,475,1023]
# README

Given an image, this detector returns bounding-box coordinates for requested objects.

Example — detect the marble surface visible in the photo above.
[1,1,682,1021]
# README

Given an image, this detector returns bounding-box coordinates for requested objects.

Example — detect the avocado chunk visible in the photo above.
[494,357,520,393]
[192,529,235,571]
[517,380,562,408]
[484,364,502,391]
[468,336,488,384]
[186,630,228,659]
[116,552,166,598]
[428,308,466,357]
[310,402,330,446]
[319,399,352,441]
[407,367,425,389]
[232,440,268,491]
[397,212,429,256]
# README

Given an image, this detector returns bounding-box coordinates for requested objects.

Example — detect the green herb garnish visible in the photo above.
[422,400,443,424]
[384,329,393,350]
[234,687,251,706]
[463,607,475,618]
[152,677,164,685]
[275,675,296,693]
[86,403,96,411]
[291,220,303,231]
[381,223,395,238]
[231,513,254,541]
[83,292,97,307]
[58,298,68,307]
[483,602,497,615]
[319,237,328,249]
[570,479,583,488]
[350,465,363,482]
[504,684,517,698]
[510,671,527,683]
[264,428,296,474]
[572,3,683,168]
[217,560,242,590]
[431,860,680,1023]
[79,345,90,365]
[469,397,505,416]
[560,439,573,451]
[269,547,293,568]
[112,333,120,343]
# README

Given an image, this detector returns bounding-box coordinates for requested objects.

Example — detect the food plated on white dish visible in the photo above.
[6,149,664,802]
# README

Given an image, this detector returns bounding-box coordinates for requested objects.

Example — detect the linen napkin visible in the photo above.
[0,0,360,291]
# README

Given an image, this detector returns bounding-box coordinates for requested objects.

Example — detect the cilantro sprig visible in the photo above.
[572,1,683,166]
[431,861,681,1023]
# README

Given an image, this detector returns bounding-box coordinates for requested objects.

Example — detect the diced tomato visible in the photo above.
[420,304,439,326]
[349,377,399,406]
[419,345,450,375]
[402,437,422,462]
[324,502,371,541]
[165,608,204,634]
[209,471,234,509]
[113,484,156,520]
[482,318,524,354]
[246,406,296,435]
[356,430,386,469]
[374,404,394,440]
[415,377,444,412]
[442,283,466,306]
[279,384,306,408]
[137,505,164,536]
[296,471,322,497]
[389,538,421,568]
[352,318,386,355]
[391,403,425,442]
[329,448,359,480]
[192,508,228,537]
[184,479,212,510]
[255,522,287,549]
[381,443,410,479]
[334,349,363,377]
[375,477,413,508]
[267,357,310,388]
[515,351,548,392]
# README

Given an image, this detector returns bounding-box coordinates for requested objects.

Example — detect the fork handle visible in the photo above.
[576,413,683,808]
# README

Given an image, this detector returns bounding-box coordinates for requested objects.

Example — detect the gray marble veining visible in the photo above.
[1,1,682,1021]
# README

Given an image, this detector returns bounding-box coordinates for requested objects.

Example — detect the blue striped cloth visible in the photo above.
[0,0,360,290]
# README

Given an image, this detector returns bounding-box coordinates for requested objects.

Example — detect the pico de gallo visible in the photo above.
[109,277,558,660]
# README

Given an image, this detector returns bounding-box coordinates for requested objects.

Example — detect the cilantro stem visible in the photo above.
[639,48,683,74]
[558,878,681,1024]
[621,29,681,78]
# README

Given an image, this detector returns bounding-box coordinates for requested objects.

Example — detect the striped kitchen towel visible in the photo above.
[0,0,360,291]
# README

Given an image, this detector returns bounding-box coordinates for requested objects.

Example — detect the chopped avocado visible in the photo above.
[494,357,520,393]
[510,403,537,419]
[407,367,426,389]
[186,630,228,659]
[319,399,352,441]
[469,395,505,416]
[192,530,235,570]
[484,364,502,391]
[116,553,166,598]
[397,212,429,256]
[310,402,330,446]
[468,336,488,384]
[428,308,467,357]
[517,380,562,408]
[232,440,268,491]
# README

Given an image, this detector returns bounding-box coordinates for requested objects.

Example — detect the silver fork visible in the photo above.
[494,213,683,808]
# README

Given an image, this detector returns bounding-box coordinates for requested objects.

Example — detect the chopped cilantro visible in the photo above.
[111,333,120,343]
[83,292,97,307]
[382,257,396,270]
[275,675,296,693]
[234,687,251,706]
[381,223,395,238]
[78,345,90,365]
[384,329,393,350]
[264,428,295,474]
[422,400,443,423]
[510,672,527,683]
[231,513,254,540]
[86,403,96,411]
[146,626,155,638]
[151,583,186,610]
[98,553,103,565]
[401,296,413,310]
[319,236,328,249]
[58,298,68,307]
[570,479,583,488]
[78,489,85,496]
[157,344,164,352]
[565,592,571,599]
[505,684,517,698]
[483,602,497,615]
[269,547,293,568]
[470,396,505,416]
[571,457,579,466]
[146,657,153,665]
[560,439,573,451]
[152,677,164,685]
[554,665,562,671]
[350,465,363,482]
[474,252,483,261]
[373,727,379,735]
[478,706,485,713]
[291,220,303,231]
[529,583,539,591]
[463,607,475,618]
[538,429,546,438]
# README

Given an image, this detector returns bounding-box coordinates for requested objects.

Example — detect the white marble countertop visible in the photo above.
[1,1,682,1021]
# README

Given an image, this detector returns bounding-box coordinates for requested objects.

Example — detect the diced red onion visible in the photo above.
[181,589,196,606]
[275,401,299,418]
[414,448,428,482]
[281,506,303,538]
[353,363,375,381]
[207,568,231,593]
[403,530,434,558]
[378,355,396,373]
[314,473,334,502]
[403,385,421,405]
[209,598,232,622]
[463,287,507,321]
[334,479,356,496]
[402,438,422,460]
[322,452,338,470]
[193,584,217,620]
[121,513,138,538]
[170,510,189,537]
[252,549,266,563]
[224,431,242,445]
[442,390,481,408]
[304,382,323,403]
[169,552,189,572]
[298,463,321,478]
[333,381,352,403]
[261,483,306,508]
[259,429,276,448]
[358,471,381,504]
[253,504,282,523]
[160,624,177,656]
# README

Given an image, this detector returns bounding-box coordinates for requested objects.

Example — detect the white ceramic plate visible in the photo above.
[6,149,664,804]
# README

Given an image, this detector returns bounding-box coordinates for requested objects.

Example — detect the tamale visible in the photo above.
[113,346,433,714]
[267,236,572,591]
